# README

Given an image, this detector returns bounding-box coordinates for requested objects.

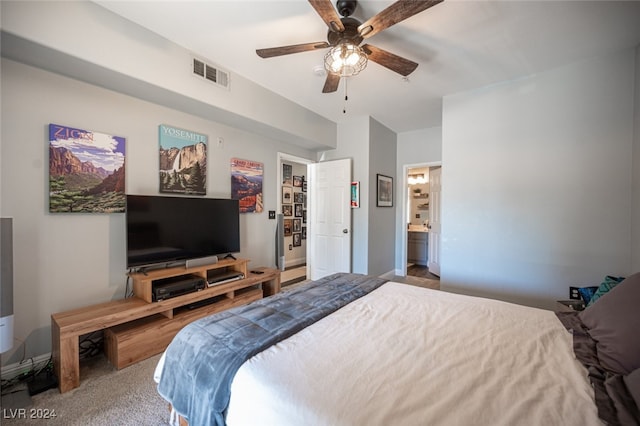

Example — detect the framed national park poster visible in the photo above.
[48,123,125,213]
[231,158,263,213]
[159,124,207,195]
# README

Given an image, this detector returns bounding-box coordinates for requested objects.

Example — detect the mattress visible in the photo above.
[157,281,602,425]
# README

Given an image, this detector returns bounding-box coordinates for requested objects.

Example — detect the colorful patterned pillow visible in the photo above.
[586,275,626,307]
[578,286,598,305]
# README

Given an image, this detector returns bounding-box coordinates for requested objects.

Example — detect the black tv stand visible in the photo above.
[223,253,236,260]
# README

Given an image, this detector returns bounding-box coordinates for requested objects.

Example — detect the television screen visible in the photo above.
[126,195,240,269]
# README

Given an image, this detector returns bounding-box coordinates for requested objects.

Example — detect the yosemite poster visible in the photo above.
[159,124,207,195]
[48,123,126,213]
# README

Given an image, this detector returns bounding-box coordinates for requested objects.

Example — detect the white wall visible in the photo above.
[395,128,442,272]
[0,59,315,365]
[441,48,636,309]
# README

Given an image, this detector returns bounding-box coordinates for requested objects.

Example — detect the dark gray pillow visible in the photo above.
[625,368,640,410]
[579,272,640,375]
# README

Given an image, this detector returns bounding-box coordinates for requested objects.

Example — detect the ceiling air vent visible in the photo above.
[192,58,230,90]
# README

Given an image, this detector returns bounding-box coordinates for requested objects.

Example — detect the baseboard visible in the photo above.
[0,353,51,381]
[379,270,399,280]
[285,258,305,269]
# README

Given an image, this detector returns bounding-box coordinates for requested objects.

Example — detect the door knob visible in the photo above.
[343,229,348,234]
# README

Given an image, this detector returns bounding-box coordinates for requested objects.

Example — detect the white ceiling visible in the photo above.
[95,0,640,133]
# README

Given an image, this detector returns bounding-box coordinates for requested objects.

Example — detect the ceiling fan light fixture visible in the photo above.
[324,42,368,77]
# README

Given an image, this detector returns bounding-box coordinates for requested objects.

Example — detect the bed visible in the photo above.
[154,272,640,426]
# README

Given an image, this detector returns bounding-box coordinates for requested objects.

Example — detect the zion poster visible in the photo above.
[49,123,125,213]
[231,158,263,213]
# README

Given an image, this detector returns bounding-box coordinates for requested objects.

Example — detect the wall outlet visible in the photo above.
[569,286,581,300]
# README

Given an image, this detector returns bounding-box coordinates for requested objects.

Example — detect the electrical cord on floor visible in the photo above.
[78,331,103,360]
[124,274,134,298]
[0,356,53,395]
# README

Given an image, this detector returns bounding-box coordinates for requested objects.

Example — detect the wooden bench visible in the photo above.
[51,266,280,393]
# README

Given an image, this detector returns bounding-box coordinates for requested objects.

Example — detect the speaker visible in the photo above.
[185,255,218,269]
[0,217,14,353]
[275,214,285,271]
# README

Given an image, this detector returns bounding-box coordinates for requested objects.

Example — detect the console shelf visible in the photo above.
[51,258,280,393]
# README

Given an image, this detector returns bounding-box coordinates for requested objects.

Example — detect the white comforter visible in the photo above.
[157,282,602,425]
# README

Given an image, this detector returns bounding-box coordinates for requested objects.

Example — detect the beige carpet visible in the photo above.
[2,354,168,426]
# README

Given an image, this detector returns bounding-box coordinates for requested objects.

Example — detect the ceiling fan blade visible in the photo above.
[358,0,444,39]
[308,0,345,32]
[362,44,418,76]
[322,72,341,93]
[256,42,330,58]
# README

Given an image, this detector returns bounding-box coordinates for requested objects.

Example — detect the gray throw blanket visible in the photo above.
[157,273,387,426]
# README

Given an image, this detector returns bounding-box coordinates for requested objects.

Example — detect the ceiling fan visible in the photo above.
[256,0,443,93]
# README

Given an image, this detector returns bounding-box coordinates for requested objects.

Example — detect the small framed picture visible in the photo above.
[351,181,360,208]
[293,219,301,232]
[302,181,307,192]
[294,203,303,217]
[282,186,292,204]
[283,219,292,236]
[301,227,306,240]
[283,204,293,217]
[294,192,304,203]
[293,233,301,247]
[293,175,303,187]
[376,174,393,207]
[282,164,292,186]
[303,210,307,223]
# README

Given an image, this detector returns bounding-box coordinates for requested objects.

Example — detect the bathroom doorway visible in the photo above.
[403,162,441,280]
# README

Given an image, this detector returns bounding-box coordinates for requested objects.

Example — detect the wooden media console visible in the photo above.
[51,258,280,393]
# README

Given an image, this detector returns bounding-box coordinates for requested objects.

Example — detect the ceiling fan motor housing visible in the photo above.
[336,0,357,17]
[327,17,363,46]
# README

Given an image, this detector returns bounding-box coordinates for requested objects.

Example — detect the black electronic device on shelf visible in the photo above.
[152,274,206,302]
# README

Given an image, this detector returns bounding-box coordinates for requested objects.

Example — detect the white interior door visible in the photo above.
[308,159,351,280]
[427,167,441,276]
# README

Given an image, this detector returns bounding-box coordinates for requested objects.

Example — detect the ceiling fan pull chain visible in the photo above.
[343,77,348,114]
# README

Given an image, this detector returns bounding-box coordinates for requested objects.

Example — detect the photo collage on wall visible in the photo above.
[282,163,306,247]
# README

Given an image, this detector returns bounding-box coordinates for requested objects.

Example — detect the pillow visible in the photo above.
[579,272,640,375]
[624,368,640,413]
[587,275,626,307]
[578,286,598,305]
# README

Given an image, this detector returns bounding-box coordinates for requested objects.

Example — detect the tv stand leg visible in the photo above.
[223,254,236,260]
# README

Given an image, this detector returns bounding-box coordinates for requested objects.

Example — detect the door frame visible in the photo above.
[277,152,316,276]
[400,161,442,277]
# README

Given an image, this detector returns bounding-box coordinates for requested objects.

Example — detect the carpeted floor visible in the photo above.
[1,354,168,426]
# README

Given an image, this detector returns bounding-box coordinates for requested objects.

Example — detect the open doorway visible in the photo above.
[401,162,441,280]
[277,153,314,286]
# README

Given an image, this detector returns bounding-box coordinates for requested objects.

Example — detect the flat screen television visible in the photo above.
[126,195,240,269]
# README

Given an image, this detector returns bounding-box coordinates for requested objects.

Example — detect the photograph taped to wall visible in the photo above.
[49,123,126,213]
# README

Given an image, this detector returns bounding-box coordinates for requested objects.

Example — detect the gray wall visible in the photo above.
[441,48,637,309]
[367,119,397,276]
[633,45,640,272]
[0,58,315,365]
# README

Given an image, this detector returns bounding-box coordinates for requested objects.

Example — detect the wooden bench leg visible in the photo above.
[53,329,79,393]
